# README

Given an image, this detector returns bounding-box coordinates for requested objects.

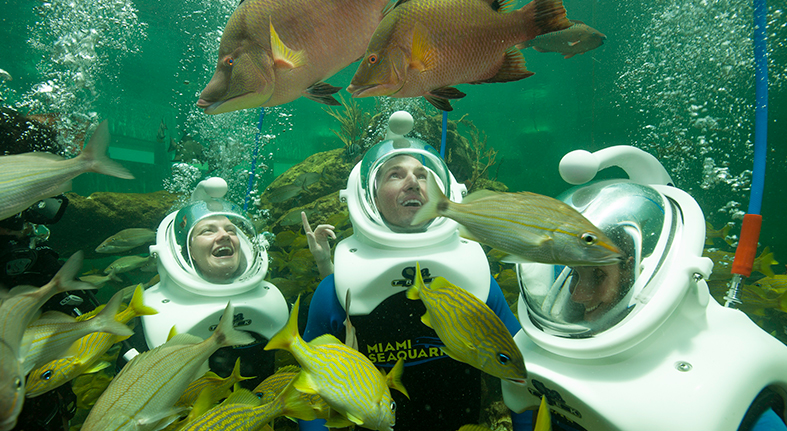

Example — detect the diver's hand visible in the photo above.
[302,211,335,278]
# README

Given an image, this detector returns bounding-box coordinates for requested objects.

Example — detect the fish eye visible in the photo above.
[580,232,597,245]
[224,57,234,66]
[390,401,396,412]
[41,370,53,381]
[13,377,22,389]
[368,54,378,64]
[497,353,511,365]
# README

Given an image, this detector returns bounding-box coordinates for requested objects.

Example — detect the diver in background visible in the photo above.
[300,113,530,431]
[505,147,787,430]
[134,177,289,387]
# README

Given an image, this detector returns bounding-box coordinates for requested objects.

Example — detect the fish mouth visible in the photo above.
[506,377,528,385]
[348,83,397,98]
[197,92,252,115]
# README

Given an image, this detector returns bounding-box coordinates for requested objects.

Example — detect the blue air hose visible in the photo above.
[440,110,448,159]
[723,0,769,307]
[243,108,266,211]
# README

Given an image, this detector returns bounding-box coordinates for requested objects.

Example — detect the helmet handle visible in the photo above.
[559,146,674,187]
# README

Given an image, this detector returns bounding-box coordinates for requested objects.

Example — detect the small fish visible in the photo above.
[264,296,407,431]
[21,289,133,374]
[253,365,330,415]
[535,395,552,431]
[156,118,167,143]
[266,184,305,203]
[180,381,320,431]
[175,358,255,408]
[79,269,122,288]
[412,172,621,266]
[408,262,526,383]
[0,120,134,221]
[95,228,157,254]
[170,135,205,163]
[0,252,95,431]
[344,290,358,350]
[519,19,606,59]
[704,247,779,280]
[347,0,572,111]
[104,254,155,275]
[81,303,255,431]
[25,285,157,397]
[704,222,734,247]
[197,0,393,113]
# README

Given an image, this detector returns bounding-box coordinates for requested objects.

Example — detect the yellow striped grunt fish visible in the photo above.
[0,251,95,431]
[81,303,255,431]
[21,289,134,374]
[175,358,255,408]
[408,262,526,383]
[180,381,319,431]
[412,172,621,266]
[25,284,158,397]
[264,296,408,431]
[252,364,330,416]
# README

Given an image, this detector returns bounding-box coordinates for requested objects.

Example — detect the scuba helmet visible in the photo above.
[340,112,466,249]
[150,177,269,296]
[517,146,713,359]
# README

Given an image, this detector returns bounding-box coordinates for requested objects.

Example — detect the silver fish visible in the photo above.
[0,120,134,221]
[521,19,606,59]
[81,303,255,431]
[0,252,95,431]
[95,228,156,254]
[411,172,621,266]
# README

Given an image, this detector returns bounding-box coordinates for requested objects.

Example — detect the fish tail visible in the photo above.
[91,291,135,337]
[230,358,255,383]
[405,262,423,300]
[410,172,448,226]
[53,251,97,294]
[519,0,572,41]
[278,378,319,421]
[127,285,158,321]
[386,358,409,399]
[80,120,135,180]
[213,302,255,348]
[265,296,301,353]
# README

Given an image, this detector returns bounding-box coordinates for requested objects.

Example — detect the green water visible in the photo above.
[1,0,786,264]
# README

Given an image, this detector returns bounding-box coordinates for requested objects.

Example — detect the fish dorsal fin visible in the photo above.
[491,0,515,12]
[381,0,398,17]
[165,333,202,346]
[410,23,436,72]
[275,364,301,374]
[392,0,410,8]
[569,19,585,25]
[35,310,76,323]
[270,20,306,69]
[310,334,343,346]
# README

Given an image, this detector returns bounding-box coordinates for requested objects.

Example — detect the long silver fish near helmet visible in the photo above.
[411,172,621,267]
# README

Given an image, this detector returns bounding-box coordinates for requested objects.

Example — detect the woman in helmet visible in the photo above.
[300,121,529,431]
[136,178,289,387]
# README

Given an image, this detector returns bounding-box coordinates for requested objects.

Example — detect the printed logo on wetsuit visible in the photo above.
[209,312,252,331]
[391,265,434,287]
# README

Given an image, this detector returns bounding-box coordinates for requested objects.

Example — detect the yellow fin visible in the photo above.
[166,325,178,341]
[270,20,305,69]
[406,262,424,300]
[292,370,319,395]
[386,358,409,399]
[535,395,552,431]
[310,334,343,346]
[265,295,300,353]
[410,22,436,72]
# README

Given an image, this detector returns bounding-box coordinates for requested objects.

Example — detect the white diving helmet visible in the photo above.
[340,130,466,249]
[152,177,268,296]
[517,146,713,359]
[143,177,287,349]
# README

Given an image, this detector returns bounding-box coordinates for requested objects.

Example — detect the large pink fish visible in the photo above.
[197,0,392,114]
[347,0,572,111]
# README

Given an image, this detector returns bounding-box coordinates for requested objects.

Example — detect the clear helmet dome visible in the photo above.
[342,137,465,248]
[154,196,269,296]
[518,181,678,337]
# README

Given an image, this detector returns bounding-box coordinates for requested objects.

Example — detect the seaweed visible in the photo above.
[454,118,502,194]
[323,94,372,160]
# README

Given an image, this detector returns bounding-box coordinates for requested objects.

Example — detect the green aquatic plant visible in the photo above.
[448,118,501,194]
[324,94,372,159]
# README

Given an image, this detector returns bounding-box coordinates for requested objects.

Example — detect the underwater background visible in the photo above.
[1,0,787,426]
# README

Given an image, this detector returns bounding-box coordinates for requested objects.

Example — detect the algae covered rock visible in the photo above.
[48,190,179,259]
